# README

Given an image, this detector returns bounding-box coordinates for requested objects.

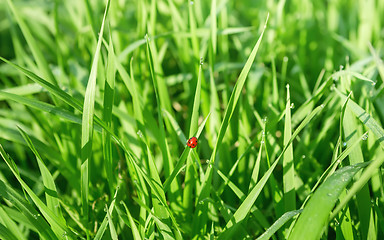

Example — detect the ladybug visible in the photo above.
[187,137,198,148]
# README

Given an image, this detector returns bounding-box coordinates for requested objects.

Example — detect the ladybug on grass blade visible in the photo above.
[187,137,198,148]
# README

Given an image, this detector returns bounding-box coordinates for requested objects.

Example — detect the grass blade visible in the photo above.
[80,0,110,232]
[288,163,368,240]
[193,13,269,236]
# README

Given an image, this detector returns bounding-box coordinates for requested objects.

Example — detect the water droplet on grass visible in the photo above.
[362,133,368,140]
[262,117,268,123]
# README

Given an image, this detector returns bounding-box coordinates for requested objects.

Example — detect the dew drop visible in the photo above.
[137,130,143,138]
[362,133,368,141]
[283,56,288,62]
[320,104,325,108]
[372,81,376,86]
[262,117,268,123]
[302,155,306,159]
[200,57,204,65]
[339,65,344,70]
[260,140,265,144]
[290,103,295,109]
[190,0,194,5]
[342,142,347,147]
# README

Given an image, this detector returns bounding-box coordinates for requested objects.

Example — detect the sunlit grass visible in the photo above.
[0,0,384,239]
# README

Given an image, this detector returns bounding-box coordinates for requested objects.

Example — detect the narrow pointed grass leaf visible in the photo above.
[341,91,374,239]
[288,163,368,240]
[0,145,76,239]
[283,84,295,211]
[0,56,82,110]
[17,127,66,226]
[107,204,118,240]
[5,0,56,85]
[256,210,302,240]
[103,32,116,193]
[287,130,367,237]
[163,113,210,193]
[80,0,110,228]
[183,61,203,213]
[94,188,118,240]
[0,223,19,240]
[0,91,82,124]
[331,89,384,220]
[0,178,58,240]
[0,83,43,100]
[125,153,182,239]
[118,201,142,240]
[145,36,179,205]
[0,206,27,240]
[217,104,324,240]
[193,14,269,235]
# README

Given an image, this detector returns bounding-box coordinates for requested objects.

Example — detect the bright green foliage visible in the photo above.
[0,0,384,239]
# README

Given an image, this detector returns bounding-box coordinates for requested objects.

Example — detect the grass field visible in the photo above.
[1,0,384,239]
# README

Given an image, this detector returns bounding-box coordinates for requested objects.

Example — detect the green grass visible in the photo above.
[0,0,384,239]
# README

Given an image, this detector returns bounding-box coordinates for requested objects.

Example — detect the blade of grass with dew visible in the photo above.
[5,0,56,85]
[331,89,384,220]
[192,14,269,236]
[283,84,295,213]
[256,210,302,240]
[217,104,324,240]
[0,145,77,239]
[102,32,116,194]
[286,130,368,238]
[17,127,66,228]
[183,61,203,214]
[80,0,109,233]
[342,96,375,239]
[288,162,368,240]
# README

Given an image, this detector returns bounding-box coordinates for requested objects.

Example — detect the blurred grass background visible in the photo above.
[0,0,384,239]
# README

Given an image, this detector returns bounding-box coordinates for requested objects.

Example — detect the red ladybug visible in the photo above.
[187,137,198,148]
